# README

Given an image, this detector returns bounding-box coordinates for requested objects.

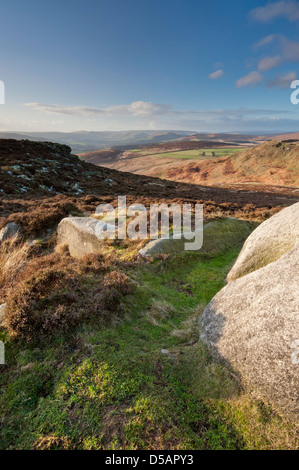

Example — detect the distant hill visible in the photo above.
[0,131,280,153]
[164,140,299,187]
[179,132,274,145]
[0,130,192,153]
[271,132,299,141]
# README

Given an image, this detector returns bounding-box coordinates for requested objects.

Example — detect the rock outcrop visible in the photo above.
[227,202,299,282]
[200,204,299,419]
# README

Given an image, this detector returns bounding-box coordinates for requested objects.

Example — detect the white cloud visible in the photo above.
[209,69,224,79]
[23,100,293,132]
[235,71,263,88]
[280,36,299,61]
[258,55,282,71]
[250,1,299,22]
[25,102,289,120]
[267,71,297,88]
[253,34,299,72]
[25,101,171,118]
[254,34,276,48]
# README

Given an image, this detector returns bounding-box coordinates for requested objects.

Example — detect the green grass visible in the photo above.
[0,246,297,450]
[149,148,246,160]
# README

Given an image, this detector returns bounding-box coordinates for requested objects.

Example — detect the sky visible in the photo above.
[1,0,299,133]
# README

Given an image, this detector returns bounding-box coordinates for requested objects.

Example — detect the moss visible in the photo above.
[228,240,296,282]
[201,218,255,255]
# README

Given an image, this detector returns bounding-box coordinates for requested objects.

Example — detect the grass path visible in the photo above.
[0,248,298,450]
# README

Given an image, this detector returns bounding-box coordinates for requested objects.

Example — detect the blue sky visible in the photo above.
[1,0,299,132]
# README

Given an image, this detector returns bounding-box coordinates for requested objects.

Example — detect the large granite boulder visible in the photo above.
[57,217,115,258]
[227,202,299,282]
[139,218,253,257]
[200,205,299,419]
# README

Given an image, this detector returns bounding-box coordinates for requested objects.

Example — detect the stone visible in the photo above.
[161,349,177,361]
[57,217,115,258]
[0,222,21,243]
[200,244,299,419]
[227,202,299,282]
[0,303,6,325]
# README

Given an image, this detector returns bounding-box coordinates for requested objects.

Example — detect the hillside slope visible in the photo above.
[1,138,299,240]
[163,140,299,187]
[80,139,299,189]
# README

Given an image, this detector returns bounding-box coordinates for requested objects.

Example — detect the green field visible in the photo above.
[150,148,245,160]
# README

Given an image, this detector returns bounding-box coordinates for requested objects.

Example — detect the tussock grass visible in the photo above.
[171,304,205,342]
[0,235,31,291]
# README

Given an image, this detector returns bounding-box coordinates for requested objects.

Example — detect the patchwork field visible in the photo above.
[148,148,246,160]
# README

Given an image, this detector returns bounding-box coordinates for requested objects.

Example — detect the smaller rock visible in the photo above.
[0,303,6,325]
[161,349,177,361]
[0,223,21,243]
[21,363,34,372]
[57,217,115,258]
[105,178,114,186]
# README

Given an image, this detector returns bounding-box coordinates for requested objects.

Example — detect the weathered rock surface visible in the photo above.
[139,218,253,257]
[57,217,115,258]
[201,243,299,419]
[0,222,21,243]
[227,202,299,282]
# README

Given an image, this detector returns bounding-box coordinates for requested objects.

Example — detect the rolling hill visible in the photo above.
[80,138,299,188]
[164,139,299,187]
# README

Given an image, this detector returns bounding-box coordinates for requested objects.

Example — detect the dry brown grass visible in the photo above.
[171,304,205,342]
[0,235,31,291]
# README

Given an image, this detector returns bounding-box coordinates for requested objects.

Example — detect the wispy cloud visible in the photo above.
[250,1,299,23]
[267,71,297,88]
[254,34,299,71]
[25,102,289,120]
[280,36,299,60]
[258,55,282,71]
[253,34,276,48]
[236,71,263,88]
[25,101,171,118]
[19,100,295,132]
[209,69,224,79]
